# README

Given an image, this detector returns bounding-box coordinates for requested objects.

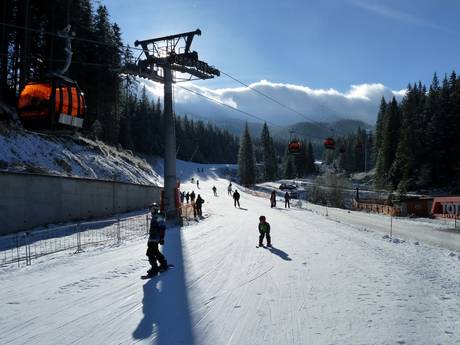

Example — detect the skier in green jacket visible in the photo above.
[258,215,271,247]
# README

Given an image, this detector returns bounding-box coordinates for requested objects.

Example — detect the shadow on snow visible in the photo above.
[268,246,292,261]
[132,225,195,345]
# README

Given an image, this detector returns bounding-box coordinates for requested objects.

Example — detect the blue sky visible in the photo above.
[101,0,460,124]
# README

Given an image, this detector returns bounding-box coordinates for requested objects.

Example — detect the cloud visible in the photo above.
[349,0,452,33]
[138,79,405,126]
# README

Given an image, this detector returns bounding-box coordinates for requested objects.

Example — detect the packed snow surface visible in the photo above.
[1,166,459,345]
[0,126,160,185]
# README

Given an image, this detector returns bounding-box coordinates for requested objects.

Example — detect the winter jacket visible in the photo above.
[196,196,205,206]
[233,191,240,200]
[258,222,271,234]
[149,213,166,243]
[190,191,196,201]
[284,192,290,201]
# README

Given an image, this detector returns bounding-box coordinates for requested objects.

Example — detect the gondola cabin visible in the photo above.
[17,78,85,129]
[288,140,302,154]
[324,137,335,150]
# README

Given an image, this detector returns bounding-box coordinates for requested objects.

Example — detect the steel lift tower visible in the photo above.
[124,29,219,218]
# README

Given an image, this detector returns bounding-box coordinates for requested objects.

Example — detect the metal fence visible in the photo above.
[0,213,151,267]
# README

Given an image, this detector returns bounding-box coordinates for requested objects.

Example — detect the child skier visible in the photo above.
[258,215,271,247]
[145,203,168,276]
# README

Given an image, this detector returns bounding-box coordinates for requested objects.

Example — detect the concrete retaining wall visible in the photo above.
[0,171,161,234]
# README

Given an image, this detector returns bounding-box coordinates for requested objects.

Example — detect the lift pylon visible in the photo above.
[124,29,219,218]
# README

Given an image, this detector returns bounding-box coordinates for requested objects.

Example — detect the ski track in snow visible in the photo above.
[1,167,460,345]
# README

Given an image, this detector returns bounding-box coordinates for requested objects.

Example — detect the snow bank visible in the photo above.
[0,125,161,185]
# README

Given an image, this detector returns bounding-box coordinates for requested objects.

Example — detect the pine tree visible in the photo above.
[260,123,278,181]
[305,141,316,174]
[375,97,401,188]
[238,123,256,185]
[284,155,296,179]
[391,84,418,190]
[293,141,308,177]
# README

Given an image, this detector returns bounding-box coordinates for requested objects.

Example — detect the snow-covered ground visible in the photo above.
[1,168,459,345]
[0,126,160,185]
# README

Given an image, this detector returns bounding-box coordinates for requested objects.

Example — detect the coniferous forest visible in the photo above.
[374,73,460,192]
[0,0,239,163]
[323,72,460,193]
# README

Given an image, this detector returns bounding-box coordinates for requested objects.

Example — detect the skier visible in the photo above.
[212,186,217,196]
[190,191,196,217]
[185,192,190,204]
[195,194,205,217]
[258,215,271,247]
[233,190,241,208]
[228,182,233,195]
[284,191,291,208]
[180,191,185,204]
[270,190,276,208]
[145,203,168,276]
[191,177,194,183]
[197,179,200,189]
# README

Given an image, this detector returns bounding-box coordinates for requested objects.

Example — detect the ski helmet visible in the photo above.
[259,215,266,222]
[150,202,160,214]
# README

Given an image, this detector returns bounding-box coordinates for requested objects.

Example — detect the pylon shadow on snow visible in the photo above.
[132,225,195,345]
[268,246,292,261]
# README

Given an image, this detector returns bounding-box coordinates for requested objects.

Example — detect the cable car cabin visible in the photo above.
[17,78,85,129]
[288,140,302,154]
[324,137,335,150]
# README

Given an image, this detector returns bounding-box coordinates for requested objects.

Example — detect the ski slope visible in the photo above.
[1,171,459,345]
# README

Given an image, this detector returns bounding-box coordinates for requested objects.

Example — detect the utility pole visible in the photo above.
[124,29,219,218]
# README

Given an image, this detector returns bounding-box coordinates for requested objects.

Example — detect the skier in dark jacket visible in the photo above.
[195,194,205,216]
[233,190,241,207]
[190,191,196,216]
[270,191,276,208]
[212,186,217,196]
[146,203,168,275]
[284,191,291,208]
[185,192,190,204]
[258,215,271,247]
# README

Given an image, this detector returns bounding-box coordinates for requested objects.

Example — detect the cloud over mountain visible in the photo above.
[140,79,405,126]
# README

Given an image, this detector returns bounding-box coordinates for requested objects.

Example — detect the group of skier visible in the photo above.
[270,190,291,208]
[144,180,295,278]
[179,190,205,217]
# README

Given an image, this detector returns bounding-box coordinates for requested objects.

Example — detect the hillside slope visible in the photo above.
[0,124,160,185]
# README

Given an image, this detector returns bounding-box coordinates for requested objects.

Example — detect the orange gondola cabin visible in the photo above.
[17,77,86,129]
[288,140,302,154]
[323,137,336,150]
